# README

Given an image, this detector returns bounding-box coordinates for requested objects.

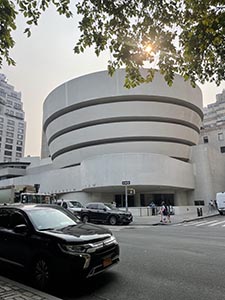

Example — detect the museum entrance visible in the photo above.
[140,193,174,207]
[114,194,135,208]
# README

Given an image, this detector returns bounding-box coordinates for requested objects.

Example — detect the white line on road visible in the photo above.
[183,221,210,226]
[208,220,225,227]
[195,220,219,227]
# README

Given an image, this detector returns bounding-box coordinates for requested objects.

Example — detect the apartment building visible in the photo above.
[0,74,26,162]
[200,90,225,154]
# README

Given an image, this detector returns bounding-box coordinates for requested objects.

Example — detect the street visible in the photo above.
[53,217,225,300]
[1,216,225,300]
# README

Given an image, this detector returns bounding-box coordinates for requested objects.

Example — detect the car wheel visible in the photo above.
[109,215,117,225]
[82,215,89,223]
[32,257,51,290]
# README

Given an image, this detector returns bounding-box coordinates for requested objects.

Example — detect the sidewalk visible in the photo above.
[132,210,219,226]
[0,276,62,300]
[0,210,219,300]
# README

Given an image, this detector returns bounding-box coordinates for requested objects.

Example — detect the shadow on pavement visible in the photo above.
[0,262,121,299]
[50,271,121,299]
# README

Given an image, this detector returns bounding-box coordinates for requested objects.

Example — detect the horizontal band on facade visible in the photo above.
[43,95,204,132]
[61,163,81,169]
[51,136,195,160]
[47,116,200,146]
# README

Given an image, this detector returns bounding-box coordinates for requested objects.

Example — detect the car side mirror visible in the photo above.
[103,208,107,211]
[14,224,28,234]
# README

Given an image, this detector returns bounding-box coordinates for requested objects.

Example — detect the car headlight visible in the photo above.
[58,243,89,254]
[58,243,91,268]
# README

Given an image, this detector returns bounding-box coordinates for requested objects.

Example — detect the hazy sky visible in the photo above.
[1,6,224,157]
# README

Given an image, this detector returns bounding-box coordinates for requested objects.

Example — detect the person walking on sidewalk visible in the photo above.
[160,201,168,223]
[167,204,171,223]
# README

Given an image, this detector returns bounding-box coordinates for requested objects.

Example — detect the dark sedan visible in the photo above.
[80,202,133,225]
[0,204,119,290]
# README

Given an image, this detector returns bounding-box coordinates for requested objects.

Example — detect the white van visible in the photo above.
[56,199,84,216]
[216,192,225,215]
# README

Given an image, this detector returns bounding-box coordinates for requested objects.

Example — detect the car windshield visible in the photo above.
[27,208,77,230]
[69,201,83,208]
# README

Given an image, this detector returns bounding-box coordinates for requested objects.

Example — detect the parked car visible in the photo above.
[56,199,84,216]
[80,202,133,225]
[0,204,119,290]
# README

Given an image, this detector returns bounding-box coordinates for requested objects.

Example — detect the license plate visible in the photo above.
[103,257,112,267]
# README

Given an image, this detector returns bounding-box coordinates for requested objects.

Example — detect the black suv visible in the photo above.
[0,204,119,290]
[80,203,133,225]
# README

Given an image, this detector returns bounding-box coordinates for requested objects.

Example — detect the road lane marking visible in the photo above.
[208,220,225,227]
[183,221,209,226]
[195,220,219,226]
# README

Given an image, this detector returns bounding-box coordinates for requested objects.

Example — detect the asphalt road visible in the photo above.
[53,217,225,300]
[1,216,225,300]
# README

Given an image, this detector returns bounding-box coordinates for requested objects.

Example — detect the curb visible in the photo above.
[181,213,219,223]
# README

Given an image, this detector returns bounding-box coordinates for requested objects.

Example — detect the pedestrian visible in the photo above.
[208,199,214,213]
[160,201,168,223]
[167,204,171,223]
[149,201,156,215]
[111,201,116,208]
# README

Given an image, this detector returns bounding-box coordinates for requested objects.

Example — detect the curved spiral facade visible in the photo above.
[42,69,203,171]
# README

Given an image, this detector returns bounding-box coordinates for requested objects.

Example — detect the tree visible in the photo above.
[1,0,225,88]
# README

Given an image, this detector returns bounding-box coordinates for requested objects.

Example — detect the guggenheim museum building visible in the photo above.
[1,69,225,207]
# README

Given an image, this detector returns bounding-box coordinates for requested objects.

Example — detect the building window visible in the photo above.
[7,126,14,131]
[4,157,12,162]
[17,134,23,140]
[0,124,3,129]
[6,132,13,137]
[16,112,23,119]
[18,123,24,128]
[7,120,15,125]
[6,100,13,106]
[203,136,208,143]
[0,117,3,122]
[16,146,22,151]
[4,150,12,156]
[220,147,225,153]
[17,140,23,145]
[218,132,224,141]
[18,129,24,134]
[6,138,13,144]
[5,144,12,150]
[16,152,22,157]
[14,103,21,110]
[194,200,205,206]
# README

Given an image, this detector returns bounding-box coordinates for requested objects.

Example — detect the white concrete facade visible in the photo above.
[1,69,225,207]
[39,69,203,206]
[42,69,202,170]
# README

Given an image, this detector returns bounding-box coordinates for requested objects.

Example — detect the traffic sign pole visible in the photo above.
[122,181,130,212]
[125,185,128,212]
